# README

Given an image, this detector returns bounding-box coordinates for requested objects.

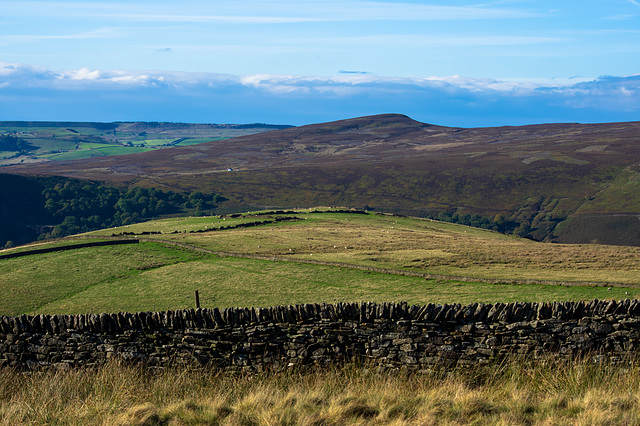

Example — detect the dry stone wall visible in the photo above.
[0,239,139,260]
[2,300,640,370]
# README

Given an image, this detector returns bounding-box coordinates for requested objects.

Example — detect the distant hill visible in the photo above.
[0,121,291,166]
[5,114,640,246]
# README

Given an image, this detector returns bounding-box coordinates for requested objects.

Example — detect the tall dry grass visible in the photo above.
[2,356,640,425]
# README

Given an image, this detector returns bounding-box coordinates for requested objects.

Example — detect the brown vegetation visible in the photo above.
[6,114,640,245]
[2,358,640,425]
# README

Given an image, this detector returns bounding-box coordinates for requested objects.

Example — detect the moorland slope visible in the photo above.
[6,114,640,245]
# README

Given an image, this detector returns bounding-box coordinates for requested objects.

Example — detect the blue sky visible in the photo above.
[1,0,640,126]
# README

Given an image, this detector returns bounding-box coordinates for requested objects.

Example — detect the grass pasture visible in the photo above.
[41,150,105,161]
[174,137,228,146]
[90,210,640,285]
[41,144,154,161]
[79,142,117,149]
[0,242,204,316]
[0,150,17,159]
[141,138,174,146]
[92,146,154,156]
[1,210,639,316]
[138,137,226,147]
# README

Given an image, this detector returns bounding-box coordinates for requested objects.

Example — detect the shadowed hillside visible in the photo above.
[6,114,640,245]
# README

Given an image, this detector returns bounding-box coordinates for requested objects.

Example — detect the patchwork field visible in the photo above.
[1,210,638,316]
[0,121,290,165]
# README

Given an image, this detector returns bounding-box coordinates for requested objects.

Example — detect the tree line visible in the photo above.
[0,134,37,153]
[0,175,225,248]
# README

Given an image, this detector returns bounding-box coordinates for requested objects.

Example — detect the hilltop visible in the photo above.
[5,114,640,245]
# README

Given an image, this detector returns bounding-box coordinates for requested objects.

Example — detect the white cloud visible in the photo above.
[2,63,639,126]
[66,68,101,81]
[0,62,611,95]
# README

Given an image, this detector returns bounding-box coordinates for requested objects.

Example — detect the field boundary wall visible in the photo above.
[0,239,139,260]
[1,300,640,370]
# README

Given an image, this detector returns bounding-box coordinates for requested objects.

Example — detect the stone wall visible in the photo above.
[2,300,640,370]
[0,239,139,260]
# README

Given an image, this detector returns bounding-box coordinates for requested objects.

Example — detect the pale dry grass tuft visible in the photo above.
[2,358,640,424]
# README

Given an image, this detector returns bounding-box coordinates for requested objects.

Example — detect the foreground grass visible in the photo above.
[2,358,640,425]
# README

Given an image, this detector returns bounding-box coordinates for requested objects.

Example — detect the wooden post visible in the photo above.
[195,290,200,309]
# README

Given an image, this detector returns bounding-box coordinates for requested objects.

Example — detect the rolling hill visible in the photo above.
[1,209,638,316]
[5,114,640,245]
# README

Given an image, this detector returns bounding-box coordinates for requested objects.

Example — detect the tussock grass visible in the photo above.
[2,357,640,425]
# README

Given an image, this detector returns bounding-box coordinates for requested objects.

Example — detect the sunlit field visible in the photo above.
[2,210,639,315]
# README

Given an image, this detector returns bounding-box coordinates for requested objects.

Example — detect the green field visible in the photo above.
[141,139,175,146]
[94,146,154,156]
[0,121,287,165]
[1,210,639,316]
[140,137,227,147]
[174,137,227,146]
[80,142,117,149]
[41,143,155,160]
[41,150,106,161]
[88,211,640,284]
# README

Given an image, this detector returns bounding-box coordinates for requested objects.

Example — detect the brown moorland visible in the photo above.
[6,114,640,245]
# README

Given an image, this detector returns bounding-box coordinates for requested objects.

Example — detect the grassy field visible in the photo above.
[0,242,203,316]
[1,210,639,316]
[92,146,154,156]
[174,137,228,146]
[2,357,640,424]
[80,142,115,149]
[40,150,106,161]
[89,210,640,284]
